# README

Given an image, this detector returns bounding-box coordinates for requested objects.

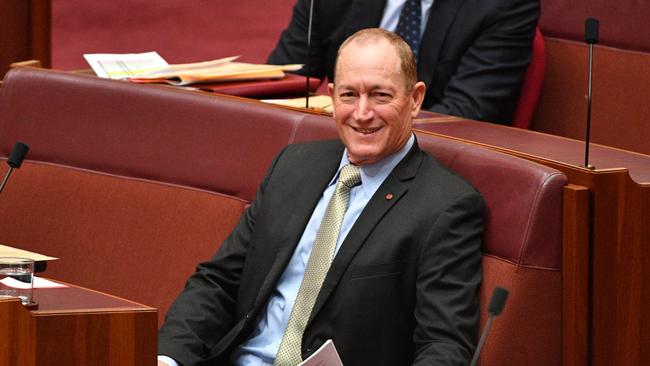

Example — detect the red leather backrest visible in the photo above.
[0,67,307,202]
[0,160,247,326]
[540,0,650,53]
[512,27,546,130]
[416,132,566,268]
[0,66,566,272]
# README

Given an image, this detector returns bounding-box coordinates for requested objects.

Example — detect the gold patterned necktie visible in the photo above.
[274,164,362,366]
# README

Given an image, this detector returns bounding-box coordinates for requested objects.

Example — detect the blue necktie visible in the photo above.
[394,0,422,60]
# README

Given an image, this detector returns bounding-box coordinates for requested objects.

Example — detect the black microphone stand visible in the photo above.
[468,287,509,366]
[304,0,315,109]
[584,18,599,169]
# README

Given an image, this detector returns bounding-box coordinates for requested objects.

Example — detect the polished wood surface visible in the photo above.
[30,0,51,67]
[412,119,650,183]
[0,283,156,366]
[562,185,590,366]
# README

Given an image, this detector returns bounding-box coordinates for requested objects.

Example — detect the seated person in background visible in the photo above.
[158,28,485,366]
[268,0,540,125]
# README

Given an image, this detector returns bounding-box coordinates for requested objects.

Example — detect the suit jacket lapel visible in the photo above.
[308,141,424,324]
[251,142,345,312]
[418,0,465,87]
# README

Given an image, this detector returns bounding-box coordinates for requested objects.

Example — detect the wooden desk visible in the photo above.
[414,118,650,366]
[0,282,157,366]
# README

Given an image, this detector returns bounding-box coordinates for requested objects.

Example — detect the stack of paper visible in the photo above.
[84,51,169,79]
[84,52,303,86]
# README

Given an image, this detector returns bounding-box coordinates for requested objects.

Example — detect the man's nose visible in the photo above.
[352,95,375,121]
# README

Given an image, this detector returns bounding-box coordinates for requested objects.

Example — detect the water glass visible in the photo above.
[0,257,35,305]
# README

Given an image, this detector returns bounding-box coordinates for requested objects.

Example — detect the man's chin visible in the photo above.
[347,147,382,165]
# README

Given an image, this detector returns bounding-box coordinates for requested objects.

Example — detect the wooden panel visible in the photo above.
[30,0,51,66]
[0,284,156,366]
[0,0,50,75]
[588,172,648,366]
[33,311,156,365]
[562,184,590,366]
[0,1,30,76]
[0,299,36,366]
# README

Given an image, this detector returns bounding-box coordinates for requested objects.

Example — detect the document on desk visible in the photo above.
[263,95,333,114]
[84,51,169,79]
[0,244,58,262]
[0,276,68,289]
[298,339,344,366]
[130,58,303,86]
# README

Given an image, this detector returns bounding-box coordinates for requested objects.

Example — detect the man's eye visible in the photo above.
[373,92,392,102]
[338,92,357,101]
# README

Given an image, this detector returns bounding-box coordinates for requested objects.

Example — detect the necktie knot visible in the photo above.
[339,164,361,189]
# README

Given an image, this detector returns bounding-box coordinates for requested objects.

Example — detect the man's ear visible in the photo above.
[328,83,336,117]
[410,81,426,117]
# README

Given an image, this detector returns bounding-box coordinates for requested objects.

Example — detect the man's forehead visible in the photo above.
[340,37,395,57]
[337,39,401,75]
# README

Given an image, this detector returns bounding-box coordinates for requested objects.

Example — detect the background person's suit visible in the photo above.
[158,139,485,366]
[267,0,540,125]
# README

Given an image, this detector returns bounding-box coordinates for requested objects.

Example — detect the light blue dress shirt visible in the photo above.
[231,134,414,366]
[380,0,435,38]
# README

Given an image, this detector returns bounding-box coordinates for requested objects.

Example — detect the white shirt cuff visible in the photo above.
[157,355,179,366]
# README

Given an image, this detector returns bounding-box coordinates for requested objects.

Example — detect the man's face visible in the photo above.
[329,39,425,165]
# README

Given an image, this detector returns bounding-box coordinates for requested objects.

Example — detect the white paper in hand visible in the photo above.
[298,339,343,366]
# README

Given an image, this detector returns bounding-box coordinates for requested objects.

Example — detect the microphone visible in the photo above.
[0,141,30,194]
[584,18,599,169]
[585,18,599,44]
[468,287,509,366]
[304,0,315,109]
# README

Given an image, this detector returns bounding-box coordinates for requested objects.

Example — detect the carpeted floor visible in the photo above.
[52,0,295,70]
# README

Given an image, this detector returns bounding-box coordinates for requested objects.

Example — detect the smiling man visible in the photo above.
[329,29,426,166]
[158,29,485,366]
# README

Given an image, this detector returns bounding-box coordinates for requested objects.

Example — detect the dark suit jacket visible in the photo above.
[267,0,540,125]
[158,139,485,366]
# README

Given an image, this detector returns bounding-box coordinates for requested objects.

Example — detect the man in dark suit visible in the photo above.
[268,0,540,125]
[159,29,484,366]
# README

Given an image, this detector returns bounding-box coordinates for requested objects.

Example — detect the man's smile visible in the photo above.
[351,126,382,134]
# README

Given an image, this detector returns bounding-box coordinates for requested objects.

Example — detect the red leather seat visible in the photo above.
[512,27,547,129]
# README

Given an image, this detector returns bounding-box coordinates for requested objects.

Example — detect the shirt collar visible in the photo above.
[329,134,415,196]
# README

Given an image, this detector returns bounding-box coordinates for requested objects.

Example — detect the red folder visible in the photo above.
[194,73,321,98]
